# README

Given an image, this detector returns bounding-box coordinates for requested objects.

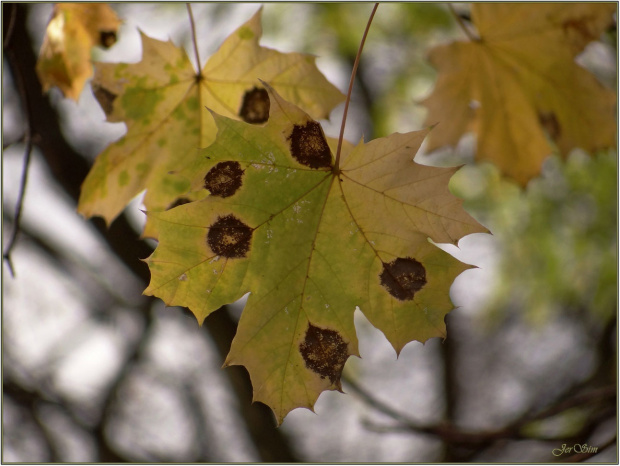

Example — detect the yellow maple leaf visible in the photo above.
[36,3,121,100]
[422,3,616,185]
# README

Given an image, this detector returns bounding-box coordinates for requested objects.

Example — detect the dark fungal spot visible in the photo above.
[99,31,117,48]
[299,323,348,387]
[92,83,117,116]
[207,214,253,258]
[380,257,427,301]
[562,18,597,42]
[538,112,561,140]
[203,161,244,198]
[287,121,332,169]
[166,197,190,210]
[239,87,270,124]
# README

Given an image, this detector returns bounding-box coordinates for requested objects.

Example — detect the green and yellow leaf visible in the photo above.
[77,8,344,234]
[144,85,486,423]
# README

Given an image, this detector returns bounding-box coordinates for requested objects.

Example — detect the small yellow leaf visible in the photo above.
[36,3,121,101]
[422,3,616,185]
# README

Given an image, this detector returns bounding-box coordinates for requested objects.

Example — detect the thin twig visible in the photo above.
[448,3,478,42]
[334,3,379,172]
[344,375,615,448]
[186,3,202,76]
[529,386,615,422]
[3,46,34,278]
[3,4,18,50]
[3,133,26,150]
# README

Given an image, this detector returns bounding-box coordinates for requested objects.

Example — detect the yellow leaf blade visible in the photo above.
[36,3,121,101]
[423,3,616,185]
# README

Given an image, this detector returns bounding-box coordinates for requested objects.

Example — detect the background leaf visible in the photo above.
[36,3,121,100]
[422,3,616,185]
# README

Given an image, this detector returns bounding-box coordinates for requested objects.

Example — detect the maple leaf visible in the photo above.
[77,8,344,233]
[36,3,121,101]
[144,84,487,423]
[422,3,616,185]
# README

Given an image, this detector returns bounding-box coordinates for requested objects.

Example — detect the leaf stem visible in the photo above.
[448,3,478,42]
[186,3,202,75]
[334,3,379,173]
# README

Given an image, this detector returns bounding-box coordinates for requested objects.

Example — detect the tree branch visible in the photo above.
[344,374,615,449]
[3,16,34,277]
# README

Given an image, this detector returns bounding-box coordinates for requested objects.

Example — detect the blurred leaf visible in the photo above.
[422,3,616,185]
[36,3,121,100]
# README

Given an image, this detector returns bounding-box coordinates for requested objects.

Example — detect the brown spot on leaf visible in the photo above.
[239,87,270,124]
[99,31,117,48]
[207,214,253,258]
[203,161,244,198]
[92,83,117,116]
[561,18,598,43]
[538,112,561,140]
[287,121,332,169]
[299,323,348,386]
[380,257,427,301]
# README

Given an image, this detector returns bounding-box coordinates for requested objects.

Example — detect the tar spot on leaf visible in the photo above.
[562,18,597,41]
[538,112,561,140]
[299,323,348,387]
[207,214,253,258]
[287,121,332,169]
[204,161,244,197]
[92,83,117,116]
[380,257,427,301]
[99,31,117,48]
[239,87,270,124]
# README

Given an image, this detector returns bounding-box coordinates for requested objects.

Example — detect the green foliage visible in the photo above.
[452,149,617,324]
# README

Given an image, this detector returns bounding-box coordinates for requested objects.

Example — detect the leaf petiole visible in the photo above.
[186,3,202,77]
[334,3,379,173]
[448,3,478,41]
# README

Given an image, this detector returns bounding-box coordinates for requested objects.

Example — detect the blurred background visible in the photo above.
[3,3,616,462]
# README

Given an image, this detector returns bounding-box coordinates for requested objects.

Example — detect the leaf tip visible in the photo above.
[428,121,440,131]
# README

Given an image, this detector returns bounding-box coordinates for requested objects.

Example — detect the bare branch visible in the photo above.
[3,3,18,49]
[3,40,34,277]
[344,374,615,449]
